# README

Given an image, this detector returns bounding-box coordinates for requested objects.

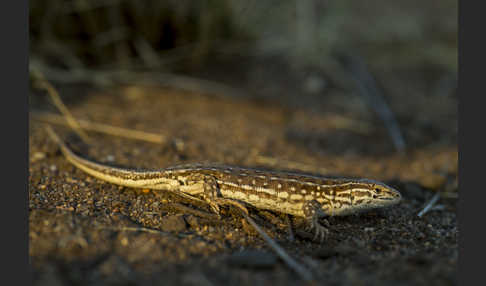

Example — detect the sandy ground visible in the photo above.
[29,80,457,285]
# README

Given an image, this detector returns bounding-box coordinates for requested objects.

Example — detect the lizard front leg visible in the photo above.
[185,173,249,217]
[302,200,330,242]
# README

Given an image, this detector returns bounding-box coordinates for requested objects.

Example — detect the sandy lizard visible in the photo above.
[45,126,401,241]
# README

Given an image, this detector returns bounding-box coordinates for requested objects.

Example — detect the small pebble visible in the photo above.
[159,215,187,232]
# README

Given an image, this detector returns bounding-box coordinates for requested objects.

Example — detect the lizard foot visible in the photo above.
[309,218,329,242]
[303,200,330,242]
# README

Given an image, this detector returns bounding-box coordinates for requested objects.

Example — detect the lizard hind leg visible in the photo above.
[201,177,222,216]
[303,200,330,242]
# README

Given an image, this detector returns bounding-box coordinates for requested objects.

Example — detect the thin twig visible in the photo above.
[31,111,171,144]
[417,192,441,217]
[226,201,314,282]
[30,68,92,143]
[96,225,189,238]
[105,204,314,282]
[241,212,314,282]
[338,53,406,153]
[30,58,247,98]
[430,205,446,211]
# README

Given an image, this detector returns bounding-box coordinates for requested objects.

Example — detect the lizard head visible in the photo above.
[329,179,402,216]
[365,181,402,206]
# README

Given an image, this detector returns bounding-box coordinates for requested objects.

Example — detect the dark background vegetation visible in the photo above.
[29,1,457,285]
[30,0,457,153]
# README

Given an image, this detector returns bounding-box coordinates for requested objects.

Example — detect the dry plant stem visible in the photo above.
[417,192,441,217]
[33,111,334,177]
[96,226,189,238]
[241,211,315,283]
[339,54,406,153]
[31,112,169,144]
[30,58,247,98]
[33,111,372,177]
[31,69,92,143]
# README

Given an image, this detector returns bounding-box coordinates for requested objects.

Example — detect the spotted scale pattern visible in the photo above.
[46,126,402,240]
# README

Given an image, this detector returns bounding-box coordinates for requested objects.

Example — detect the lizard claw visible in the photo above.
[312,223,329,242]
[322,218,330,228]
[308,218,329,242]
[302,200,329,242]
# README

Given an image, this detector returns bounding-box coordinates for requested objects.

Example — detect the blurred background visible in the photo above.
[29,0,457,155]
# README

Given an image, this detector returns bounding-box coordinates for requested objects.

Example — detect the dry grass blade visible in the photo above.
[30,68,92,143]
[338,53,406,153]
[95,226,190,238]
[241,212,315,282]
[31,111,170,144]
[417,192,441,217]
[207,191,315,281]
[30,58,247,98]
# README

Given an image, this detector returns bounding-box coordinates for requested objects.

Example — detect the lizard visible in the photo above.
[45,126,402,241]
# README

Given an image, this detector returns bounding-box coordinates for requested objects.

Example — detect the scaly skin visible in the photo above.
[45,126,402,241]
